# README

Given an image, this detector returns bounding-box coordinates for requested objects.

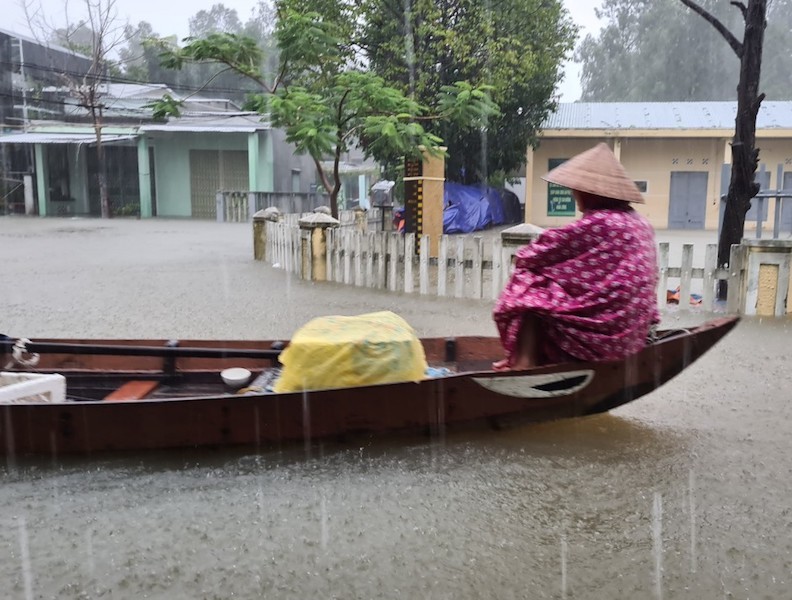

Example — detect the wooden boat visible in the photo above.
[0,316,738,457]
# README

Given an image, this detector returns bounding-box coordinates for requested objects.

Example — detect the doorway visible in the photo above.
[189,150,249,219]
[668,171,708,229]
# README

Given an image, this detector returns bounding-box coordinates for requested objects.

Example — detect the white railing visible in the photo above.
[217,191,390,227]
[262,221,744,312]
[216,191,331,222]
[278,209,386,230]
[264,222,304,276]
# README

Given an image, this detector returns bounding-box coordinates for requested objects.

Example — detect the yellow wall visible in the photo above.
[753,139,792,189]
[621,137,724,229]
[527,133,792,230]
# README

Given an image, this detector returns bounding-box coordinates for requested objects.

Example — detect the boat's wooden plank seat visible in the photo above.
[104,380,159,402]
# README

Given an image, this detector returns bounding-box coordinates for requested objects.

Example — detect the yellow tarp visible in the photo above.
[273,311,428,393]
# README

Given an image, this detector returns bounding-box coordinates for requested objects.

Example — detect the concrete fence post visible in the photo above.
[298,212,340,282]
[740,239,792,316]
[252,207,282,261]
[500,223,545,275]
[354,207,367,233]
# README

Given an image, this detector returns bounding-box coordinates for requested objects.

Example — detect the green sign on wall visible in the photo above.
[547,158,575,216]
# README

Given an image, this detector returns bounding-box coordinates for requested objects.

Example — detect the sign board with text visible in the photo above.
[547,158,575,216]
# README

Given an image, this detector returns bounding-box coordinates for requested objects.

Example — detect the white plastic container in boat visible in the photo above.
[0,372,66,404]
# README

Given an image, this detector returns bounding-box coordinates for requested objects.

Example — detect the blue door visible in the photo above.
[782,172,792,232]
[668,172,708,229]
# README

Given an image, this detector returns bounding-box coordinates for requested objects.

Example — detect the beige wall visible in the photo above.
[753,139,792,189]
[621,137,724,229]
[527,133,792,230]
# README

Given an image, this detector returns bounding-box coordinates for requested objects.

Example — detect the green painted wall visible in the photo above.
[137,137,152,217]
[257,131,273,192]
[34,144,48,216]
[150,131,273,217]
[248,132,259,192]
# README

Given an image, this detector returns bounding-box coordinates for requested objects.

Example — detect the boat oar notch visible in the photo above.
[270,341,285,367]
[445,338,457,363]
[163,340,179,378]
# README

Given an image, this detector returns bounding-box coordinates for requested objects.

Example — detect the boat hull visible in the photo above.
[0,317,738,456]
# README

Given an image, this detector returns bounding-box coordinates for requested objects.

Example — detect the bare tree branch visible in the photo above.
[179,66,236,101]
[312,155,333,195]
[24,0,130,218]
[270,61,289,93]
[179,56,274,93]
[342,124,364,141]
[730,1,748,19]
[679,0,743,57]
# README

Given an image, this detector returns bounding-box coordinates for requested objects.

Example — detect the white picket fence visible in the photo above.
[265,221,305,274]
[264,222,743,312]
[279,208,387,230]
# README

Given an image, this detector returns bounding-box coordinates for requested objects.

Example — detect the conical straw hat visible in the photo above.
[541,142,645,204]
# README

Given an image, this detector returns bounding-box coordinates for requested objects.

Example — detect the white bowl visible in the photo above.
[221,367,252,388]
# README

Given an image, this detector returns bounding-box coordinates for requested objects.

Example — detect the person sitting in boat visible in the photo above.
[492,142,660,371]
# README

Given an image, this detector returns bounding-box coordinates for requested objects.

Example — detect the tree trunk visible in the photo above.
[96,135,110,219]
[330,142,343,220]
[92,106,111,219]
[329,189,339,220]
[311,155,337,218]
[716,0,766,298]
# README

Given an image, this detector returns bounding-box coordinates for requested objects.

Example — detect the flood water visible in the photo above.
[2,219,791,598]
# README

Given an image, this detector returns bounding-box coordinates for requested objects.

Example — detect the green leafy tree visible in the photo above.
[118,22,180,84]
[181,3,262,103]
[188,3,243,36]
[359,0,577,184]
[576,0,791,100]
[760,0,792,99]
[577,0,737,101]
[242,1,280,79]
[117,4,278,103]
[152,0,497,218]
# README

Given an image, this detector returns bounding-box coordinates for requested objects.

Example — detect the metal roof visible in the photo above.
[0,26,90,59]
[0,132,137,145]
[140,114,270,133]
[544,101,792,130]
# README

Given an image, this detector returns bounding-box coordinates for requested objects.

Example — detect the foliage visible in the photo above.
[118,21,175,83]
[117,3,278,103]
[188,3,243,37]
[760,0,792,98]
[576,0,792,101]
[146,93,183,121]
[358,0,578,183]
[152,0,498,217]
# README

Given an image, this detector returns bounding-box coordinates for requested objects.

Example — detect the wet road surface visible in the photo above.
[1,217,790,599]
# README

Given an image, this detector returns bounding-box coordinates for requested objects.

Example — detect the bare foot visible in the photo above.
[492,358,511,371]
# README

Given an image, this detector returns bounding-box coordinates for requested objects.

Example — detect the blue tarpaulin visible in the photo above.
[443,183,523,234]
